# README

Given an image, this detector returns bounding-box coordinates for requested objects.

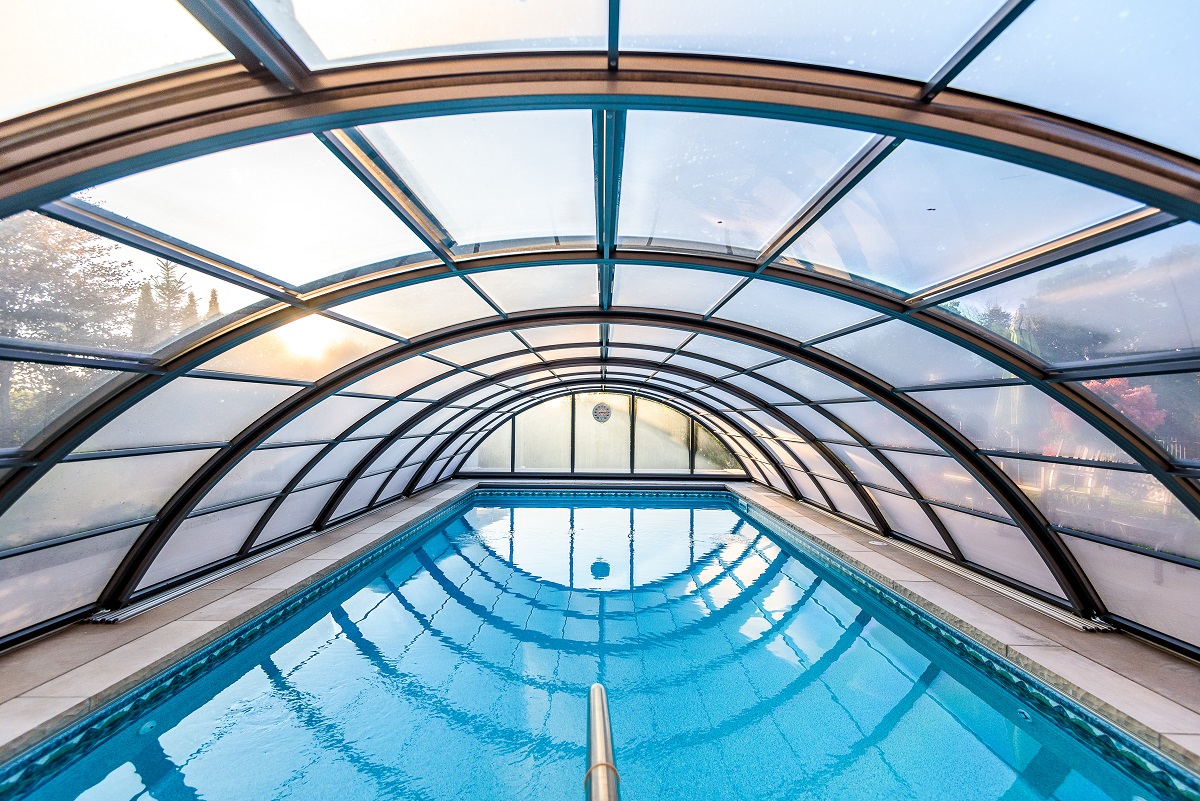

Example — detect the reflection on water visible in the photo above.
[26,498,1165,801]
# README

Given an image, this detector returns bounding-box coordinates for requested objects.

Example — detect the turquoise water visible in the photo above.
[12,494,1190,800]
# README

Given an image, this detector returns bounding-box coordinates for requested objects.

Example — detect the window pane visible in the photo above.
[821,401,938,450]
[694,424,740,472]
[201,315,391,382]
[612,265,741,314]
[330,472,391,520]
[346,357,450,397]
[301,438,383,487]
[349,401,430,438]
[520,324,602,349]
[333,277,497,339]
[0,449,216,550]
[469,264,599,312]
[361,111,596,248]
[196,444,324,511]
[253,484,340,546]
[83,136,428,287]
[754,361,861,402]
[620,0,1001,82]
[954,0,1200,159]
[865,489,947,552]
[992,457,1200,562]
[364,438,421,475]
[823,443,905,492]
[1,0,227,122]
[813,476,873,524]
[618,111,873,254]
[1074,373,1200,465]
[723,374,796,405]
[266,395,386,444]
[0,361,120,451]
[608,324,690,350]
[77,377,299,452]
[378,464,421,502]
[680,335,777,371]
[574,393,631,473]
[778,405,851,442]
[632,398,690,473]
[933,506,1063,598]
[787,141,1136,293]
[913,385,1133,464]
[514,396,572,470]
[138,500,274,590]
[886,450,1007,517]
[465,421,512,471]
[400,433,450,466]
[429,333,525,367]
[714,279,877,343]
[946,223,1200,365]
[248,0,606,70]
[785,468,827,506]
[817,320,1012,386]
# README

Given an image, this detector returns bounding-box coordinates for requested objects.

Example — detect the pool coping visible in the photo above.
[0,479,1197,781]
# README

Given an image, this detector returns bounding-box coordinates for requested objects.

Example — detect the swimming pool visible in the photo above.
[5,491,1197,800]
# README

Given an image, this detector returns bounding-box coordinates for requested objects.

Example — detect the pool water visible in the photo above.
[13,493,1192,800]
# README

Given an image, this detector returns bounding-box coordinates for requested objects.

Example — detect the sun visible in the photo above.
[275,314,342,359]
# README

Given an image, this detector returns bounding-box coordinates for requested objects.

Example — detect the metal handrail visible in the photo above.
[585,683,620,801]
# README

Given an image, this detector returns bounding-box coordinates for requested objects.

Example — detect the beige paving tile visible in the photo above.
[309,530,393,561]
[849,550,932,584]
[899,581,1057,647]
[246,558,338,590]
[180,588,283,623]
[0,696,86,750]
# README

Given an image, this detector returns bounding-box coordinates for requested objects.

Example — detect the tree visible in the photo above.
[179,292,200,332]
[206,288,221,319]
[130,282,160,346]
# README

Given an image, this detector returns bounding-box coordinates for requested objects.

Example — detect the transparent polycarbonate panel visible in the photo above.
[0,0,227,122]
[714,280,878,343]
[612,265,740,314]
[378,464,421,502]
[464,421,512,471]
[400,434,450,466]
[680,335,777,370]
[301,438,383,487]
[782,441,843,481]
[865,489,947,552]
[361,111,596,247]
[330,471,390,520]
[253,484,341,546]
[618,111,873,253]
[608,346,668,364]
[428,333,525,367]
[77,377,298,453]
[470,265,599,312]
[759,437,801,470]
[663,354,726,379]
[991,457,1200,562]
[407,407,466,437]
[779,405,852,442]
[345,357,450,397]
[363,438,421,475]
[349,401,431,438]
[954,0,1200,159]
[475,353,544,376]
[787,141,1137,293]
[0,361,120,451]
[753,361,858,402]
[932,506,1063,597]
[138,500,274,590]
[195,444,324,511]
[785,468,827,505]
[266,396,386,444]
[693,387,746,411]
[440,453,467,481]
[817,320,1012,387]
[84,136,427,287]
[334,278,498,340]
[1064,536,1200,647]
[608,324,690,350]
[411,371,481,400]
[694,424,741,472]
[947,223,1200,364]
[744,411,804,442]
[0,526,142,638]
[822,443,906,492]
[723,374,797,405]
[575,393,632,473]
[886,450,1007,517]
[0,449,216,550]
[913,385,1132,464]
[518,324,601,349]
[813,477,874,525]
[253,0,605,68]
[202,315,391,382]
[822,401,938,450]
[1074,373,1200,465]
[414,457,452,491]
[0,212,270,354]
[620,0,1001,81]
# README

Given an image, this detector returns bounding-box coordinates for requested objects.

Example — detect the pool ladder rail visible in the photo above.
[585,683,620,801]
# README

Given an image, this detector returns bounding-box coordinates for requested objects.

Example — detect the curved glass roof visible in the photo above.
[0,0,1198,659]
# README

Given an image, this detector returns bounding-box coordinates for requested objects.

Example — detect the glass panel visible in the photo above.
[428,333,525,367]
[813,476,873,524]
[350,400,431,438]
[575,393,631,473]
[77,377,299,452]
[0,449,216,550]
[817,320,1012,386]
[84,136,427,287]
[754,361,860,402]
[620,0,1002,82]
[138,500,274,590]
[934,506,1064,598]
[0,212,270,354]
[361,111,596,248]
[0,361,120,451]
[680,335,777,370]
[301,438,383,486]
[823,443,906,492]
[464,421,512,471]
[946,223,1200,365]
[329,471,391,520]
[723,374,797,405]
[714,280,877,342]
[333,277,497,339]
[886,450,1007,517]
[0,526,142,639]
[618,111,873,254]
[633,399,690,473]
[608,324,690,350]
[822,401,938,450]
[470,264,599,312]
[1074,373,1200,465]
[865,489,947,552]
[787,141,1136,293]
[196,444,324,511]
[201,315,391,382]
[253,484,341,546]
[992,457,1200,562]
[378,464,421,502]
[779,405,852,442]
[266,396,386,444]
[694,423,741,472]
[0,0,227,122]
[1064,536,1200,647]
[612,265,741,314]
[250,0,606,70]
[954,0,1200,159]
[347,357,450,397]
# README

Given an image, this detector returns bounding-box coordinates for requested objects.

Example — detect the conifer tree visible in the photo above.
[180,291,200,331]
[130,281,160,347]
[206,287,221,319]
